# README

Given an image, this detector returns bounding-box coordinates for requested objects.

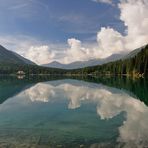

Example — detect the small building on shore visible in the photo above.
[17,71,25,75]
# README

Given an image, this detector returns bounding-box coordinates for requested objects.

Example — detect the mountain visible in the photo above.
[43,53,125,69]
[44,45,147,70]
[0,45,35,65]
[43,61,66,69]
[68,44,148,77]
[12,51,36,65]
[122,45,146,60]
[0,45,68,75]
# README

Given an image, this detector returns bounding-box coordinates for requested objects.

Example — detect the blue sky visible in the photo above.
[0,0,123,43]
[0,0,147,64]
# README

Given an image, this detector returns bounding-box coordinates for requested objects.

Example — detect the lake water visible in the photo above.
[0,76,148,148]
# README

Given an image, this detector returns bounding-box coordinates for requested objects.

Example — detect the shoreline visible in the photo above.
[0,73,145,79]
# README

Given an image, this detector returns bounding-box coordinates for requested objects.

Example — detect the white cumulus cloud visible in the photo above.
[24,46,55,65]
[62,38,90,63]
[60,0,148,63]
[1,0,148,65]
[97,27,126,57]
[119,0,148,49]
[96,0,148,53]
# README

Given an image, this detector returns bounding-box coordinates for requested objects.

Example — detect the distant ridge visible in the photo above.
[68,44,148,77]
[43,53,125,69]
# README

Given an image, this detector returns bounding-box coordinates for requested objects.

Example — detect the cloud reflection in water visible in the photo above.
[24,80,148,147]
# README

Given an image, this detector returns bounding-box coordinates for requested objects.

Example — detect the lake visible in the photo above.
[0,76,148,148]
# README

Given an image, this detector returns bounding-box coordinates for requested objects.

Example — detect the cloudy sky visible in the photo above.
[0,0,148,64]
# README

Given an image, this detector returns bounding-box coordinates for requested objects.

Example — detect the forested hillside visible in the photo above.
[67,44,148,77]
[0,63,67,75]
[0,44,147,77]
[0,45,67,75]
[0,45,35,65]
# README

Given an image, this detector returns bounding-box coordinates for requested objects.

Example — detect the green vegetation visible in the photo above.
[67,44,148,77]
[0,44,148,77]
[0,63,67,75]
[0,45,35,65]
[0,45,67,75]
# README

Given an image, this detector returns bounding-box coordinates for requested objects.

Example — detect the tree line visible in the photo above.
[0,63,67,75]
[67,44,148,77]
[0,44,147,77]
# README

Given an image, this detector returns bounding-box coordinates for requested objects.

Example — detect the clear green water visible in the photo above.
[0,76,148,148]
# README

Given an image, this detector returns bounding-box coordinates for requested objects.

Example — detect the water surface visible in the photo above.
[0,76,148,148]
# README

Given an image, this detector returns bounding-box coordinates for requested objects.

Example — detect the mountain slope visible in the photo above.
[0,45,35,65]
[0,45,69,75]
[68,44,148,76]
[43,53,125,69]
[122,45,146,60]
[43,61,66,69]
[12,51,36,65]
